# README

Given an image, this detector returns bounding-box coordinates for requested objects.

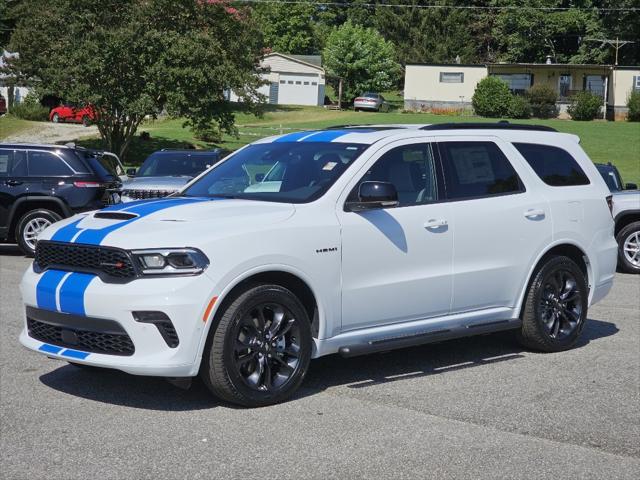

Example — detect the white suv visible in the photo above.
[20,123,618,407]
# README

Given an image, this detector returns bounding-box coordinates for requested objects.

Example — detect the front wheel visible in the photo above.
[517,256,588,352]
[82,115,91,127]
[616,221,640,274]
[200,284,312,407]
[51,113,60,123]
[15,209,62,256]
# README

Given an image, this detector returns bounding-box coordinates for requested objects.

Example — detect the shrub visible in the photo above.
[507,95,532,119]
[627,90,640,122]
[568,91,602,121]
[472,76,512,118]
[527,84,558,118]
[10,93,50,121]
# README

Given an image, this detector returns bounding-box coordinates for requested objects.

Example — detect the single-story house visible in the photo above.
[0,51,31,111]
[227,52,326,107]
[404,62,640,120]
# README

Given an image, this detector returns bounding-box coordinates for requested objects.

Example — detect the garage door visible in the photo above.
[278,73,320,106]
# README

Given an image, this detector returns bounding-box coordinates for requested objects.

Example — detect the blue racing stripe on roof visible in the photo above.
[298,129,374,142]
[36,269,68,312]
[273,131,320,143]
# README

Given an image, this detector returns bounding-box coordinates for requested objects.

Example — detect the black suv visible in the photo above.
[0,143,122,255]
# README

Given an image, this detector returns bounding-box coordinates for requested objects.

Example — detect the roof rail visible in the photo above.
[326,124,404,130]
[420,122,557,132]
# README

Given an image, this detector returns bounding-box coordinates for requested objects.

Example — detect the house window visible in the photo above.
[585,75,605,97]
[312,82,317,86]
[440,72,464,83]
[280,80,286,84]
[303,81,309,85]
[492,74,532,94]
[295,81,302,85]
[287,81,293,84]
[634,75,640,91]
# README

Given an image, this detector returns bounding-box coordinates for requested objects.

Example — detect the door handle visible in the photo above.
[524,208,545,219]
[5,179,23,186]
[424,219,448,229]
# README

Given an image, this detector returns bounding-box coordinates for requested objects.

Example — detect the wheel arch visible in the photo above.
[7,196,72,240]
[515,241,592,318]
[196,265,324,372]
[614,210,640,236]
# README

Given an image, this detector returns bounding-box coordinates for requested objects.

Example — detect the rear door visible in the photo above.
[436,138,552,313]
[0,148,12,229]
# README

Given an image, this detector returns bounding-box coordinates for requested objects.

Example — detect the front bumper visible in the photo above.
[19,266,216,377]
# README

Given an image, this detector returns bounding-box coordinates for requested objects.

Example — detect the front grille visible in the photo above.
[121,189,176,200]
[27,318,135,356]
[35,241,137,280]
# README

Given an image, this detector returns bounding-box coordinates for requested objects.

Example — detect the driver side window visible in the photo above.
[349,143,439,207]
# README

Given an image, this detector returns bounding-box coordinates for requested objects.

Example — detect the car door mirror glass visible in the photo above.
[126,168,137,176]
[345,181,399,211]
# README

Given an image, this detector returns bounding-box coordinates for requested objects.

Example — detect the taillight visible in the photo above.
[73,181,104,188]
[606,195,614,217]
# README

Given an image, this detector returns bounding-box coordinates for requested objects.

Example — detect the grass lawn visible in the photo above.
[0,115,40,138]
[123,105,639,184]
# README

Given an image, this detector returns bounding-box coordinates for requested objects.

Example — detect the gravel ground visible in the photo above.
[2,122,99,144]
[0,246,638,479]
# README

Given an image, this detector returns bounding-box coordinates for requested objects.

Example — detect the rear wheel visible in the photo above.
[82,115,91,127]
[517,256,588,352]
[51,113,60,123]
[200,284,312,407]
[616,221,640,274]
[15,209,62,256]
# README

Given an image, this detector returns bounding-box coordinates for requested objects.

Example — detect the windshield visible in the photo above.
[137,152,217,177]
[182,142,367,203]
[596,165,622,191]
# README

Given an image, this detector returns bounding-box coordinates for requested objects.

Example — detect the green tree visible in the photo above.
[323,21,401,102]
[252,0,318,54]
[7,0,264,160]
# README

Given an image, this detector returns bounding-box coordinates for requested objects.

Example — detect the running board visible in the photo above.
[338,319,520,358]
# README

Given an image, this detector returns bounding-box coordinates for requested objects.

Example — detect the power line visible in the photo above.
[585,38,636,65]
[234,0,640,12]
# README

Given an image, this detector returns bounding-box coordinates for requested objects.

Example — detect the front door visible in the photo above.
[0,148,12,229]
[559,74,572,99]
[338,140,453,332]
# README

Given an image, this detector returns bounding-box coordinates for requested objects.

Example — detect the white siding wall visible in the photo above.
[404,65,488,103]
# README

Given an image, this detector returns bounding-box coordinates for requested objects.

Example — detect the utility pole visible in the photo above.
[585,37,635,66]
[585,38,635,120]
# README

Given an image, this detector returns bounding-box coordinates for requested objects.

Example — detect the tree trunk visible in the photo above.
[96,114,141,163]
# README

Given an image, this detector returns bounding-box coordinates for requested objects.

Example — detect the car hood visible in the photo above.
[40,197,296,249]
[121,176,193,190]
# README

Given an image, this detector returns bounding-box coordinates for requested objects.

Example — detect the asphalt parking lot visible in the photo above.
[1,245,639,480]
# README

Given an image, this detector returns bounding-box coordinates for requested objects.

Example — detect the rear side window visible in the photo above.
[438,141,523,200]
[0,149,10,176]
[513,143,590,186]
[28,151,73,176]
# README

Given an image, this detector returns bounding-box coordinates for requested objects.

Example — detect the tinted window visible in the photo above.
[28,151,73,176]
[514,143,590,187]
[595,164,621,192]
[62,152,91,173]
[439,141,522,199]
[137,152,218,177]
[349,143,438,206]
[183,142,367,203]
[11,151,27,176]
[0,149,9,176]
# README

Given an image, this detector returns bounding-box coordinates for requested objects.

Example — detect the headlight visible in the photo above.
[131,248,209,276]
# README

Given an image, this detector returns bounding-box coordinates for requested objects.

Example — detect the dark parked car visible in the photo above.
[0,95,6,115]
[595,162,638,192]
[121,149,223,201]
[0,143,122,255]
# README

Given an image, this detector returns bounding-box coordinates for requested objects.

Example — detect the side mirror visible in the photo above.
[625,183,638,190]
[126,168,137,177]
[255,173,265,182]
[345,181,399,211]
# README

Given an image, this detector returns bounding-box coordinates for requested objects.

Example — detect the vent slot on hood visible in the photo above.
[94,211,138,221]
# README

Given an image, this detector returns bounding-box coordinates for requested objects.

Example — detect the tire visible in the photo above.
[200,284,312,407]
[82,115,91,127]
[616,221,640,274]
[15,209,62,256]
[517,256,588,352]
[51,113,59,123]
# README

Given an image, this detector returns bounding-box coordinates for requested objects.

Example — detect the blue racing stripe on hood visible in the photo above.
[36,269,68,311]
[49,197,210,246]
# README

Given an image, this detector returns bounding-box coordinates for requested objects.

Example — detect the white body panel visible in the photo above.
[19,128,617,376]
